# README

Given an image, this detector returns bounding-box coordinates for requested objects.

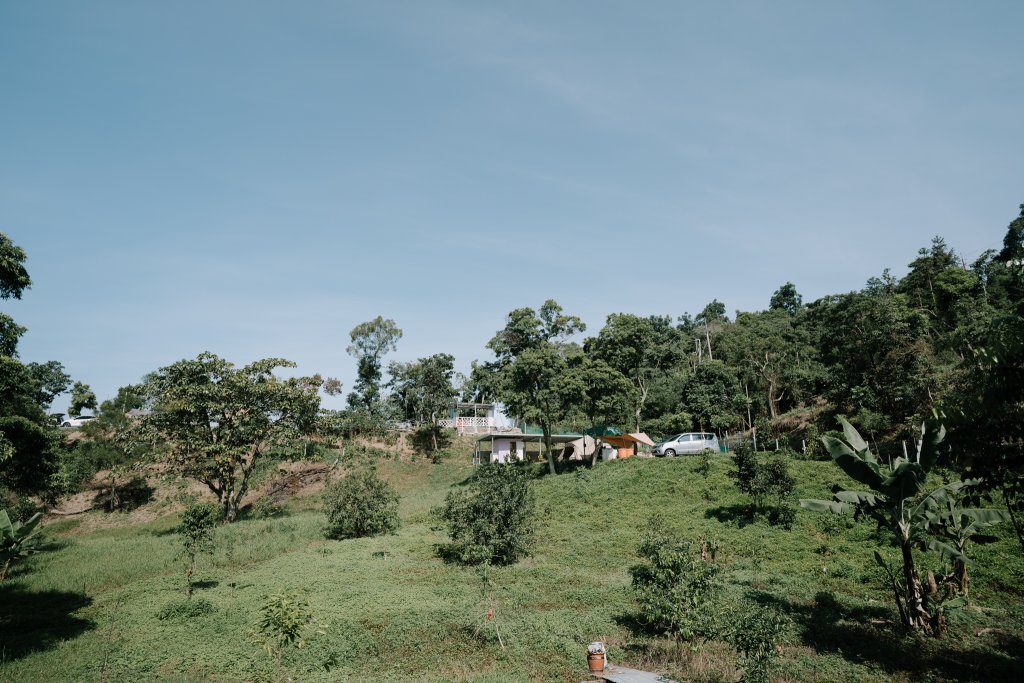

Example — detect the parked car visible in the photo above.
[61,415,97,428]
[653,432,719,456]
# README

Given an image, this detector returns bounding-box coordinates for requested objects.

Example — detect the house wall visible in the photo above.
[490,439,526,464]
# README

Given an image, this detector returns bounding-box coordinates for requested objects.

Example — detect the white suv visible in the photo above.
[654,432,719,456]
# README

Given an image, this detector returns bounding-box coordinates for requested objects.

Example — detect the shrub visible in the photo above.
[728,604,790,683]
[322,466,399,540]
[179,503,219,597]
[409,425,453,462]
[436,463,535,565]
[251,591,327,677]
[695,449,713,477]
[629,520,721,640]
[729,450,796,526]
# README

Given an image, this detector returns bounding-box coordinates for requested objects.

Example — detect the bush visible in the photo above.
[179,503,219,597]
[322,466,399,540]
[436,463,535,565]
[629,520,721,640]
[727,604,790,683]
[409,425,453,462]
[729,450,796,526]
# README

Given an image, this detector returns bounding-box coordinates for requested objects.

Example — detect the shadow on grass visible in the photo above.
[704,504,756,527]
[191,579,218,590]
[753,590,1024,682]
[0,584,94,661]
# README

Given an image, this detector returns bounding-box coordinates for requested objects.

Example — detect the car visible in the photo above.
[653,432,720,456]
[61,415,97,428]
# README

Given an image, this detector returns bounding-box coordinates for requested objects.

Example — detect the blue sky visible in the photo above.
[2,1,1022,414]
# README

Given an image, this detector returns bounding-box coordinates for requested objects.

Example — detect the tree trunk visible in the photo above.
[899,536,931,631]
[543,424,556,475]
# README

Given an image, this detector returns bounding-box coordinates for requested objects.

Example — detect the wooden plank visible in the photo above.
[591,664,679,683]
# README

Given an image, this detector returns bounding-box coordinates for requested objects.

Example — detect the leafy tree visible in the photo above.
[996,203,1024,265]
[68,381,98,418]
[800,418,965,633]
[680,360,744,431]
[178,503,218,598]
[717,310,822,420]
[0,233,65,498]
[565,355,634,465]
[388,353,457,452]
[25,361,71,410]
[769,282,803,315]
[346,316,402,414]
[436,463,535,565]
[251,591,327,681]
[139,353,323,521]
[806,290,937,428]
[487,300,584,475]
[629,520,720,641]
[322,466,399,539]
[0,233,31,300]
[587,314,681,431]
[0,508,42,580]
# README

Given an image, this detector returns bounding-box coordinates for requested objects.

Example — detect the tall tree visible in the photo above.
[587,314,681,432]
[68,382,98,418]
[0,233,64,497]
[0,233,31,300]
[566,356,634,465]
[346,316,402,415]
[487,300,584,475]
[769,282,803,316]
[139,353,323,521]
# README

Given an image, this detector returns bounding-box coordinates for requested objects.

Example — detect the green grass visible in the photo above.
[2,456,1022,682]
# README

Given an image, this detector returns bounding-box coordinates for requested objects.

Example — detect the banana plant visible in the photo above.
[0,508,42,581]
[800,417,950,632]
[912,479,1009,598]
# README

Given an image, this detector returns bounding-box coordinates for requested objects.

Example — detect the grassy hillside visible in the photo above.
[2,455,1022,682]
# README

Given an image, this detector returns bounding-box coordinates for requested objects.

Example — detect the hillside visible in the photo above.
[2,455,1022,682]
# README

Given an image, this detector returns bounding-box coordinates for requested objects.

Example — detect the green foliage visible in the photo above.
[695,448,713,477]
[629,520,721,640]
[250,590,327,676]
[157,597,216,621]
[728,604,790,683]
[0,508,42,580]
[436,463,535,565]
[179,503,218,597]
[68,381,97,418]
[252,495,285,519]
[0,232,31,300]
[800,417,958,632]
[346,316,402,415]
[322,466,399,539]
[729,448,796,525]
[408,424,453,462]
[139,352,324,521]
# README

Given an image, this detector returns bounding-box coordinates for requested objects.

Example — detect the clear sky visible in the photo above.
[2,1,1022,414]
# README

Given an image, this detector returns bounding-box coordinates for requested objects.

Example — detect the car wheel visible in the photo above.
[664,448,675,457]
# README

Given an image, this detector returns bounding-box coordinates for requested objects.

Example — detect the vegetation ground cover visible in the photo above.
[2,453,1022,682]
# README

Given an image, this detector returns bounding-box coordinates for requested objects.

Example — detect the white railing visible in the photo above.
[438,416,497,434]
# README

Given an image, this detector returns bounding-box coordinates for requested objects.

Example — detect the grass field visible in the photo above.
[2,452,1023,682]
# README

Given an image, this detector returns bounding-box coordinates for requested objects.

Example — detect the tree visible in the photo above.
[322,466,399,539]
[801,418,964,633]
[178,503,218,598]
[769,282,803,315]
[680,360,744,432]
[388,353,457,453]
[68,381,98,418]
[346,316,402,414]
[567,355,634,465]
[140,353,323,521]
[436,463,535,565]
[0,233,67,500]
[487,300,584,475]
[25,361,72,410]
[0,233,31,300]
[587,314,681,432]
